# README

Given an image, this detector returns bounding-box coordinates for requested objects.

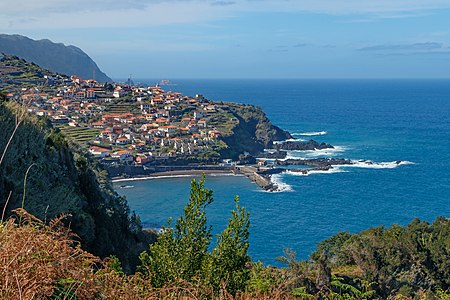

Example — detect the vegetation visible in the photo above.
[1,175,450,298]
[0,101,153,273]
[0,34,112,82]
[139,177,251,296]
[1,56,449,298]
[57,126,101,145]
[0,54,58,90]
[219,102,291,159]
[311,217,450,298]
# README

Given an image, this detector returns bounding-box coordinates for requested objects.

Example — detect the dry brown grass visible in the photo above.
[0,209,101,299]
[0,209,297,300]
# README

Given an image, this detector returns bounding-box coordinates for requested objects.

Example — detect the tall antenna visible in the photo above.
[128,74,133,86]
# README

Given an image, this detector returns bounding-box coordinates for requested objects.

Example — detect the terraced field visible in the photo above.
[57,125,100,144]
[105,102,138,114]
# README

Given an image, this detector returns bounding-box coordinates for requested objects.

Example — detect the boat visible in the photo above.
[159,79,176,86]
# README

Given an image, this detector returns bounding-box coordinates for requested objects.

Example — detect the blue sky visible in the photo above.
[2,0,450,79]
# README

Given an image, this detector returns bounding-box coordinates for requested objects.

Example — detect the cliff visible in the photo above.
[219,102,292,159]
[0,100,152,272]
[0,34,112,82]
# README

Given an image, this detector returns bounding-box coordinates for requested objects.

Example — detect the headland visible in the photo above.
[0,54,412,192]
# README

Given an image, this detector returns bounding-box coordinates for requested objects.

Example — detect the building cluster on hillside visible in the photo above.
[9,76,234,165]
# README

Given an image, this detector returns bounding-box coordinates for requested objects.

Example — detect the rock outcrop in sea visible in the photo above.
[275,140,334,151]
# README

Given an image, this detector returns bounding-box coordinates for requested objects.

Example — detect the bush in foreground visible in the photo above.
[1,178,450,299]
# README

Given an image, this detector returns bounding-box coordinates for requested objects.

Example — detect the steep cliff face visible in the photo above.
[220,103,291,159]
[0,101,151,272]
[0,34,112,82]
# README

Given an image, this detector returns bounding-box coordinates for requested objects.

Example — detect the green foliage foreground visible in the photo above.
[138,176,251,295]
[137,176,450,299]
[1,173,449,299]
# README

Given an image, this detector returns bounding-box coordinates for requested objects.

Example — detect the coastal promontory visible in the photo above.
[219,102,292,159]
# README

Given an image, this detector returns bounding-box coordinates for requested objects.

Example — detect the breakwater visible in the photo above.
[106,163,280,191]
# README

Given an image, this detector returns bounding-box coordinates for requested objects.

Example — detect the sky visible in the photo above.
[2,0,450,79]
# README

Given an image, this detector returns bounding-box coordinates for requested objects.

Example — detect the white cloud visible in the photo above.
[358,42,444,52]
[257,0,450,15]
[2,0,450,29]
[0,1,235,29]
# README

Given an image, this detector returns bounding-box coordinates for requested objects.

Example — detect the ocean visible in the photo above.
[114,79,450,265]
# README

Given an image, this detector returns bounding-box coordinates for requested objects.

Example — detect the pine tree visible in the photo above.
[138,177,251,294]
[204,197,251,294]
[139,176,213,287]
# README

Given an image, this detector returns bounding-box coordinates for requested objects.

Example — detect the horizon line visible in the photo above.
[112,77,450,81]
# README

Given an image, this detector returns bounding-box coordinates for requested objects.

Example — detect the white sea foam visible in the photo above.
[284,168,347,176]
[270,174,293,192]
[273,138,306,144]
[302,146,347,157]
[294,131,328,136]
[262,149,277,153]
[276,146,348,160]
[337,160,415,169]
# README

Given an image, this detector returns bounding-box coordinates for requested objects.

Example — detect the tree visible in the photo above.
[0,91,7,102]
[138,176,252,295]
[204,197,251,294]
[139,176,213,287]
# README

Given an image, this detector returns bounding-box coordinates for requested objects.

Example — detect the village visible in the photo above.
[1,56,367,192]
[5,75,241,166]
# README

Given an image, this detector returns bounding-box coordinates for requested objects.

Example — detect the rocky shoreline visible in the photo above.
[274,158,353,167]
[258,140,335,159]
[274,139,334,151]
[106,137,347,192]
[109,158,409,192]
[107,157,351,192]
[107,136,409,192]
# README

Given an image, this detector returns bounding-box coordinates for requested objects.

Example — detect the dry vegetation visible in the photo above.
[0,208,297,300]
[0,209,104,299]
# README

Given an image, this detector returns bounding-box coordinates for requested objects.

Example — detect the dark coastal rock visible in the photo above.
[275,139,334,151]
[287,166,333,174]
[258,169,284,176]
[257,151,287,159]
[238,154,257,165]
[219,103,292,159]
[274,158,352,167]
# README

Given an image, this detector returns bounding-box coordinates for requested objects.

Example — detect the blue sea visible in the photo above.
[114,79,450,265]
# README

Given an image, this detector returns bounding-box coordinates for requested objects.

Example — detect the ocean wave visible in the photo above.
[262,149,277,153]
[276,146,348,160]
[273,138,306,144]
[302,146,347,157]
[337,160,415,169]
[293,131,327,136]
[284,168,347,176]
[270,174,293,192]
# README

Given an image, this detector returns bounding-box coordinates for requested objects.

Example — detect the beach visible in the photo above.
[111,168,235,183]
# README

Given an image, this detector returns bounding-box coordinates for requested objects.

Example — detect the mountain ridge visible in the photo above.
[0,34,112,82]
